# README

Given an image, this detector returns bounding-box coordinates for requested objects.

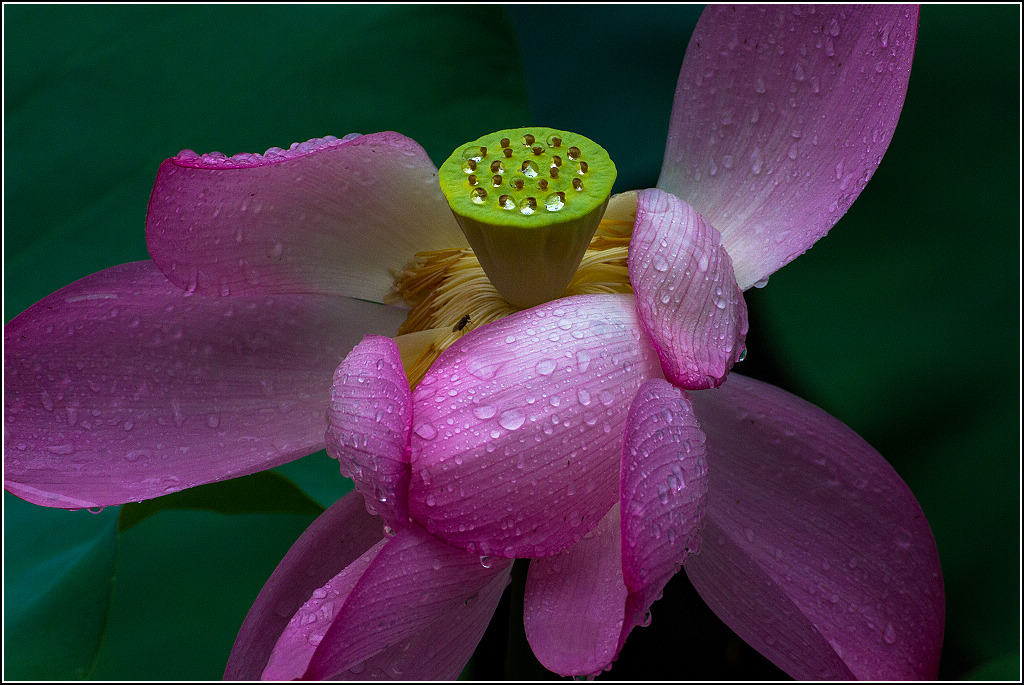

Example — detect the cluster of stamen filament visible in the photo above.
[460,133,589,215]
[386,216,633,387]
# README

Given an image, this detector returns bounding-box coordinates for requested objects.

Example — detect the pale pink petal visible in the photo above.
[304,523,511,679]
[327,336,412,529]
[226,491,385,680]
[629,189,747,389]
[146,132,467,301]
[407,294,664,559]
[620,378,708,634]
[659,5,919,289]
[263,538,388,680]
[685,373,944,679]
[3,261,405,508]
[524,506,627,677]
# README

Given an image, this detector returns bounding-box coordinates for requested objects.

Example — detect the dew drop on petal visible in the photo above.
[472,405,497,420]
[414,422,438,440]
[498,408,526,431]
[535,359,557,376]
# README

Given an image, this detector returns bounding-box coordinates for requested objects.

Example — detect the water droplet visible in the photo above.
[472,405,496,420]
[652,254,669,272]
[498,408,526,431]
[535,359,556,376]
[883,622,897,644]
[480,556,493,568]
[461,146,486,163]
[471,187,487,204]
[414,422,437,440]
[87,506,105,514]
[519,196,537,215]
[544,192,565,212]
[657,484,669,505]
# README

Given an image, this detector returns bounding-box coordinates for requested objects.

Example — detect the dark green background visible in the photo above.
[3,5,1019,680]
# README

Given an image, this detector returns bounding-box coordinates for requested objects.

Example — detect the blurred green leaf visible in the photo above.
[272,449,354,509]
[966,652,1021,681]
[3,497,118,679]
[119,470,324,532]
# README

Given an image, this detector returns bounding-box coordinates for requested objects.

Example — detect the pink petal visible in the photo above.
[3,261,405,508]
[334,564,510,680]
[524,506,627,677]
[304,522,511,679]
[146,132,467,301]
[525,379,711,677]
[407,294,664,558]
[327,335,412,529]
[620,378,708,634]
[226,490,384,680]
[659,5,919,289]
[263,537,388,680]
[629,189,747,389]
[685,373,944,679]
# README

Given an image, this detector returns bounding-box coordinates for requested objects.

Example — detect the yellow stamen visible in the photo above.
[389,191,638,387]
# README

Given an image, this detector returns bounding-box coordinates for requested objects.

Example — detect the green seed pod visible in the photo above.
[439,127,617,309]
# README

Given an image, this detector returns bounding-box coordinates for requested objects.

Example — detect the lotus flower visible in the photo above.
[4,4,943,680]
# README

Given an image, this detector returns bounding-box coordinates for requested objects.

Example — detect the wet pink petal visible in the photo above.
[521,379,709,677]
[146,132,467,302]
[302,523,511,679]
[3,261,405,508]
[226,490,385,680]
[525,506,627,677]
[620,378,708,634]
[685,373,944,679]
[629,189,747,389]
[327,336,412,529]
[407,294,664,559]
[263,537,387,680]
[336,562,510,680]
[659,5,919,289]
